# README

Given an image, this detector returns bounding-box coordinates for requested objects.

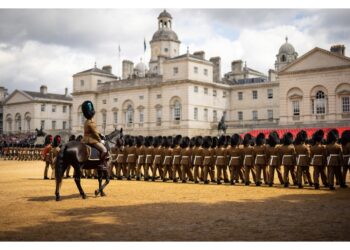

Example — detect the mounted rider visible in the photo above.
[81,101,108,164]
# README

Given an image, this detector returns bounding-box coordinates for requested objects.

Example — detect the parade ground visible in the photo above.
[0,159,350,241]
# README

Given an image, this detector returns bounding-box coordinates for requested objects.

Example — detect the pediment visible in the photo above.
[280,47,350,73]
[4,90,33,104]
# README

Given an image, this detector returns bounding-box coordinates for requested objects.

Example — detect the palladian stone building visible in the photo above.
[71,10,350,137]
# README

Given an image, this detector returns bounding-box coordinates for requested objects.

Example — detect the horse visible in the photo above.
[218,116,228,135]
[54,128,123,201]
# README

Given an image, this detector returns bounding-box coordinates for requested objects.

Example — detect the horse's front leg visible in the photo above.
[95,170,103,196]
[74,166,87,199]
[99,171,110,196]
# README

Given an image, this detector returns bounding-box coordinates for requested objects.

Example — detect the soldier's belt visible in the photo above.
[297,154,308,166]
[255,154,266,165]
[269,155,278,166]
[229,156,240,166]
[163,155,172,165]
[327,154,340,166]
[282,155,294,165]
[343,154,350,165]
[243,155,253,166]
[194,155,203,165]
[137,155,145,164]
[172,155,181,165]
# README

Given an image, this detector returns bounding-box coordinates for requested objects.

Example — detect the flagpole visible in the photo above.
[118,44,121,79]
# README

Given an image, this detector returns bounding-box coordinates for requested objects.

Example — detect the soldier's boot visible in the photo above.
[314,183,320,190]
[329,185,335,190]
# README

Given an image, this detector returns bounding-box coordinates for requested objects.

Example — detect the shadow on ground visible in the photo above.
[1,190,350,241]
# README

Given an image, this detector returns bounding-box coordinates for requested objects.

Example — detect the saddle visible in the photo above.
[86,145,101,161]
[83,145,109,171]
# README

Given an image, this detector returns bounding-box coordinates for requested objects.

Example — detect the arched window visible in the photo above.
[315,90,326,114]
[25,112,31,132]
[15,113,21,132]
[281,55,286,62]
[6,114,12,132]
[174,100,181,121]
[126,104,134,127]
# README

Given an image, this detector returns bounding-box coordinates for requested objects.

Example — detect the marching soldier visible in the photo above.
[162,136,173,182]
[202,136,214,184]
[215,136,227,185]
[42,135,53,180]
[242,133,255,185]
[280,132,297,187]
[254,133,268,186]
[114,138,126,180]
[341,130,350,187]
[267,131,284,187]
[135,136,146,181]
[227,134,243,185]
[143,136,154,181]
[193,136,204,184]
[180,136,193,183]
[294,130,312,188]
[326,129,344,190]
[152,136,164,181]
[171,135,182,182]
[126,136,137,180]
[310,130,328,189]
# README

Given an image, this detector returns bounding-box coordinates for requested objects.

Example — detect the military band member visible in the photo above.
[135,136,146,181]
[280,132,297,187]
[340,130,350,187]
[162,137,173,182]
[254,133,268,186]
[152,136,164,181]
[326,129,344,190]
[242,133,255,185]
[172,135,182,183]
[42,135,53,180]
[180,137,193,183]
[227,134,243,185]
[193,136,204,184]
[294,130,312,188]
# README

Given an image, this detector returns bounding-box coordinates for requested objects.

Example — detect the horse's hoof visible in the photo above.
[56,196,61,201]
[101,192,106,197]
[81,193,87,199]
[95,190,99,196]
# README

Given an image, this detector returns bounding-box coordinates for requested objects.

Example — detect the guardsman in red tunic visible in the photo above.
[42,134,53,180]
[280,132,297,187]
[340,130,350,188]
[294,130,312,189]
[326,129,344,190]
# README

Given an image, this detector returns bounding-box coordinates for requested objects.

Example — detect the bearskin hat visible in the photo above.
[128,136,135,146]
[268,131,280,147]
[312,129,324,144]
[341,130,350,146]
[231,134,241,146]
[295,130,307,145]
[76,135,83,142]
[81,100,95,119]
[243,133,253,146]
[174,135,182,146]
[180,136,190,148]
[212,137,218,148]
[256,133,265,146]
[44,134,53,146]
[136,135,144,147]
[283,132,293,145]
[195,136,203,147]
[327,128,339,144]
[69,135,76,141]
[225,135,231,146]
[218,135,226,146]
[52,135,61,147]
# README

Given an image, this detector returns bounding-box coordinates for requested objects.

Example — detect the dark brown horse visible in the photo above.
[54,128,122,201]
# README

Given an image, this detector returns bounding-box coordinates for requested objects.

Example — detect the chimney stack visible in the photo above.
[231,60,243,73]
[40,85,47,94]
[102,65,112,74]
[122,60,134,79]
[193,51,205,60]
[64,87,68,96]
[209,57,221,82]
[330,45,345,56]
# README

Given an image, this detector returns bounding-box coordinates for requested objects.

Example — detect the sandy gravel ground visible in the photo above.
[0,159,349,241]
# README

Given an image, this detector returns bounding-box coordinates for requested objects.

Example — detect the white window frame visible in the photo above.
[342,96,350,113]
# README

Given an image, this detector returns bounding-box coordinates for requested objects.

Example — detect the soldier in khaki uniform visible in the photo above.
[242,133,255,185]
[215,136,227,185]
[126,136,137,180]
[254,133,268,186]
[310,130,328,189]
[227,134,243,185]
[280,132,297,187]
[143,136,154,181]
[152,136,164,181]
[266,131,284,187]
[162,137,173,182]
[180,137,193,183]
[202,136,214,184]
[294,130,313,188]
[135,136,145,181]
[171,135,182,183]
[193,136,204,184]
[340,130,350,187]
[326,129,344,190]
[113,138,125,180]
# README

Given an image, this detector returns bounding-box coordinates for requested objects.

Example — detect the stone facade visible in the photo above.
[2,85,72,136]
[71,10,350,137]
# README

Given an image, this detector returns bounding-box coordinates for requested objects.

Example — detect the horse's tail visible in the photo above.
[55,144,68,182]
